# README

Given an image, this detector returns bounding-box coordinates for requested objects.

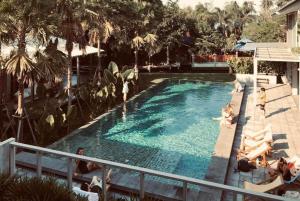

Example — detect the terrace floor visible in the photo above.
[223,84,300,201]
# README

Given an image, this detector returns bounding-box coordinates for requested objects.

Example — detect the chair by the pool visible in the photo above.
[244,174,284,193]
[73,186,99,201]
[240,131,273,152]
[238,142,272,166]
[243,124,272,141]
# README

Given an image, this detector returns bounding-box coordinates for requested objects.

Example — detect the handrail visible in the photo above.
[8,141,295,201]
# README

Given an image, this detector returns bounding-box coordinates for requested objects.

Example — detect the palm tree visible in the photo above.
[84,3,114,85]
[57,0,87,110]
[132,33,144,68]
[144,33,158,66]
[261,0,273,19]
[0,0,66,142]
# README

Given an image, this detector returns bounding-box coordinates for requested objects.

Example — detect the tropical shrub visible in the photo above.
[0,174,87,201]
[227,57,253,74]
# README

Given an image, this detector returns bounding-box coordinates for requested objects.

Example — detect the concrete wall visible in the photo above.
[287,12,298,47]
[235,74,277,86]
[0,138,15,174]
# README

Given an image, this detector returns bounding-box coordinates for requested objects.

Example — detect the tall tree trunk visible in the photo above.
[16,77,24,141]
[93,36,101,85]
[67,52,72,110]
[31,74,35,103]
[166,45,170,65]
[134,49,138,68]
[76,57,80,88]
[16,28,26,142]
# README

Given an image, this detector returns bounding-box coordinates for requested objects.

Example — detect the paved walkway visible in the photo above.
[224,84,300,201]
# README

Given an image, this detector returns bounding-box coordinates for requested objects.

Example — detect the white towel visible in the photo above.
[72,186,99,201]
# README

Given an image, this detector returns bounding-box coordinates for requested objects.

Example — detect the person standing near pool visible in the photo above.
[258,87,267,117]
[122,81,129,102]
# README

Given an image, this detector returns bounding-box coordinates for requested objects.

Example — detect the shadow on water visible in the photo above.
[54,136,211,180]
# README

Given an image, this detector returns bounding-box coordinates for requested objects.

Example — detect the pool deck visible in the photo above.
[223,84,300,201]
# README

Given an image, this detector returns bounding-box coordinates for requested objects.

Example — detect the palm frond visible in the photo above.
[5,52,39,80]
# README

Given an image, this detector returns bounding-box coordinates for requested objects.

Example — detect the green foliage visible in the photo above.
[242,17,285,42]
[0,174,87,201]
[227,57,253,74]
[36,82,47,99]
[258,61,285,75]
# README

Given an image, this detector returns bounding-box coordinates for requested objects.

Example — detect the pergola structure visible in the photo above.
[253,47,300,110]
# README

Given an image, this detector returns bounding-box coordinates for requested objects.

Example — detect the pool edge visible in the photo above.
[204,85,245,201]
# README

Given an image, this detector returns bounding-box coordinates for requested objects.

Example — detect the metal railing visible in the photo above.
[1,138,295,201]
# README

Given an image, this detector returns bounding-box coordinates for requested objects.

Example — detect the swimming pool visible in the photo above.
[50,80,232,179]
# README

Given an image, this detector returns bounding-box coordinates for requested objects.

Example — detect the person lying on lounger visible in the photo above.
[75,147,102,175]
[268,157,300,182]
[80,169,112,193]
[73,169,112,201]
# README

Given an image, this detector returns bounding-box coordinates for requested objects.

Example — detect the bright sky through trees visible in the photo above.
[162,0,261,10]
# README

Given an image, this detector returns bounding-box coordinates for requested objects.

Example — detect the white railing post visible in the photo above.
[9,145,15,175]
[36,151,42,177]
[140,172,145,200]
[183,181,187,201]
[67,158,73,190]
[102,165,107,201]
[0,138,15,174]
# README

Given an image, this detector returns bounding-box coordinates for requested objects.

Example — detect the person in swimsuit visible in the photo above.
[75,147,102,175]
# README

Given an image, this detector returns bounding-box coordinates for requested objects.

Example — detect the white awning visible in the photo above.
[0,36,102,59]
[254,47,300,62]
[239,42,289,52]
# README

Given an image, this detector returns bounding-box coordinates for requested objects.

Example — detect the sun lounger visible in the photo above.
[243,124,272,141]
[240,131,273,152]
[238,142,272,167]
[73,187,99,201]
[244,174,284,193]
[16,152,103,183]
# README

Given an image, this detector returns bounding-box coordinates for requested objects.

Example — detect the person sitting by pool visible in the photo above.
[75,147,102,175]
[213,104,234,126]
[221,104,234,126]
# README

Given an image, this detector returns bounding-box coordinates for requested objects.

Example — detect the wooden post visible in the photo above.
[9,145,16,175]
[253,58,258,117]
[183,181,187,201]
[140,172,145,200]
[76,57,80,87]
[298,64,300,110]
[36,151,42,177]
[67,158,73,190]
[102,165,107,201]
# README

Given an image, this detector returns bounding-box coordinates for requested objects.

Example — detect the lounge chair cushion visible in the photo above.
[244,175,284,193]
[73,186,99,201]
[245,143,271,161]
[244,132,273,149]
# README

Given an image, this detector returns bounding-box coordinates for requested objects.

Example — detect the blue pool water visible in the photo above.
[50,80,232,179]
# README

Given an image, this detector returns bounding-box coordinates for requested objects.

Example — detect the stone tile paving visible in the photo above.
[223,84,300,201]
